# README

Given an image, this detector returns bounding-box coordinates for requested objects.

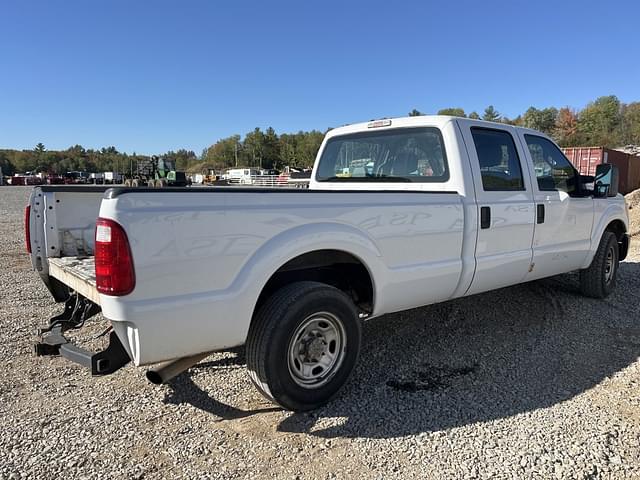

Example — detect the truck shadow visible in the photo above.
[162,261,640,437]
[163,351,281,419]
[276,260,640,438]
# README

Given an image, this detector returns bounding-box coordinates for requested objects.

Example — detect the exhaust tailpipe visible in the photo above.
[146,352,211,385]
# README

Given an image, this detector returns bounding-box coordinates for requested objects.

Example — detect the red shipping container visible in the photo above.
[562,147,640,194]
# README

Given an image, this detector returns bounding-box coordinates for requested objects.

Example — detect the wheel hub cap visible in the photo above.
[304,337,326,362]
[287,312,347,389]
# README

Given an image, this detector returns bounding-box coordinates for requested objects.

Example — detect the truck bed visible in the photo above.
[48,257,99,304]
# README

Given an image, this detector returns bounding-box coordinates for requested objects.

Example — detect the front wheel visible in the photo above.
[579,231,619,298]
[246,281,361,411]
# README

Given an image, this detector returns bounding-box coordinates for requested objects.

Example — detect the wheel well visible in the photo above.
[254,250,374,316]
[605,219,628,260]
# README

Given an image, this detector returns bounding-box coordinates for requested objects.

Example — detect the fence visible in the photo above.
[248,175,310,188]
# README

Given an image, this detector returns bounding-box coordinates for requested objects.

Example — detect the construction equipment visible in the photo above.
[124,156,188,188]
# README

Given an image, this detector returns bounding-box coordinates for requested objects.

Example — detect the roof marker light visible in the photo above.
[367,119,392,128]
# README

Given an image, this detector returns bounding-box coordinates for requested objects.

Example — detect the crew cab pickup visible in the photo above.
[27,116,630,411]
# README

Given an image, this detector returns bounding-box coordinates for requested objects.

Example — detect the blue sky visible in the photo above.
[1,0,639,154]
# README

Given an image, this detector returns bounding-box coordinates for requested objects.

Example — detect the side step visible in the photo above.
[35,327,130,375]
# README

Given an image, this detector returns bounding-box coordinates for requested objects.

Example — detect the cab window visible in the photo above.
[471,128,525,191]
[315,127,449,183]
[524,135,577,194]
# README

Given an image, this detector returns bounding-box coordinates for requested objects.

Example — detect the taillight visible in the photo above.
[95,218,135,296]
[25,206,31,254]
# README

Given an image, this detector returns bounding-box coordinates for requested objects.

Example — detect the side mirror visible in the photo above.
[594,164,619,198]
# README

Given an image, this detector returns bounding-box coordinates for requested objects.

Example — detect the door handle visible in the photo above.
[480,206,491,229]
[537,204,545,224]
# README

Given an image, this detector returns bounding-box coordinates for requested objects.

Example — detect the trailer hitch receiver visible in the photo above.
[35,325,131,375]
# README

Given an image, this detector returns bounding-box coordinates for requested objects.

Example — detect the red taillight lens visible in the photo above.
[95,218,136,296]
[25,206,32,254]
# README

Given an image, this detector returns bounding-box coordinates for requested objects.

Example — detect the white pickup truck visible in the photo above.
[27,116,629,411]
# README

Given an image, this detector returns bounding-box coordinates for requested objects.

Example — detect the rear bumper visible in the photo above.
[101,291,250,366]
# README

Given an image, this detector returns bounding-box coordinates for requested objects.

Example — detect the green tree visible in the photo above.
[295,130,324,168]
[165,149,198,171]
[578,95,621,146]
[279,133,297,166]
[243,128,265,167]
[482,105,500,122]
[204,135,241,168]
[468,111,480,120]
[437,107,466,117]
[0,151,16,176]
[262,127,280,169]
[408,109,424,117]
[522,107,558,134]
[619,102,640,145]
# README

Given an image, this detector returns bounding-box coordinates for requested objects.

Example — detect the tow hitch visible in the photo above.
[34,294,130,375]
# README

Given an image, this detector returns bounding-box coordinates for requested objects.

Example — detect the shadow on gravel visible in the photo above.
[276,261,640,438]
[163,351,281,419]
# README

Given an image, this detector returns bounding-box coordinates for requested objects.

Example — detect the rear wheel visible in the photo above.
[579,231,619,298]
[246,281,361,411]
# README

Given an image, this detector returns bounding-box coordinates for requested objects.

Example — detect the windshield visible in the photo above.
[159,158,176,171]
[316,127,449,183]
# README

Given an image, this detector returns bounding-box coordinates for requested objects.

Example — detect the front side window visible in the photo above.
[524,135,577,193]
[471,128,524,191]
[315,127,449,183]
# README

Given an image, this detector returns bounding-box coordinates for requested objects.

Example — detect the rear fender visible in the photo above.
[234,222,384,331]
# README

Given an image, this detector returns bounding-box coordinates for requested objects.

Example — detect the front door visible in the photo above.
[518,133,594,280]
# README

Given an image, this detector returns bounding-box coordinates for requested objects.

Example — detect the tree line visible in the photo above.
[1,95,639,177]
[413,95,640,148]
[0,145,200,178]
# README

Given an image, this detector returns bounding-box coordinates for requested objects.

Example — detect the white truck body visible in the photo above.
[226,168,259,185]
[103,172,123,184]
[27,116,630,410]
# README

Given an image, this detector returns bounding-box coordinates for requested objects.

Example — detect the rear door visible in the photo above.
[459,123,536,295]
[517,133,594,279]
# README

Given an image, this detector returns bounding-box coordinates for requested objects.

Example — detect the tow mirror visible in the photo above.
[594,164,619,198]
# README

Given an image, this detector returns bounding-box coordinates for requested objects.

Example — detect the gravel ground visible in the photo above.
[1,185,639,479]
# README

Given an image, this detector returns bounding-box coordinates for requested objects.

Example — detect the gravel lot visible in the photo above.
[1,186,639,479]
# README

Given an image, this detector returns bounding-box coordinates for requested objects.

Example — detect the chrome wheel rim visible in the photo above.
[604,246,615,284]
[287,312,346,389]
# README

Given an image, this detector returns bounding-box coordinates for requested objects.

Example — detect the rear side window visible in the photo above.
[315,127,449,183]
[524,135,577,194]
[471,128,524,191]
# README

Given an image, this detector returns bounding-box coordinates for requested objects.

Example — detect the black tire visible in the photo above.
[246,281,361,411]
[579,231,619,299]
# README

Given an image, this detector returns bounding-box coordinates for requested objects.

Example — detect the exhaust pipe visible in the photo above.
[146,352,211,385]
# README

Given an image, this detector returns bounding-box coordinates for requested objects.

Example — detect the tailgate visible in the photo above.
[48,256,99,304]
